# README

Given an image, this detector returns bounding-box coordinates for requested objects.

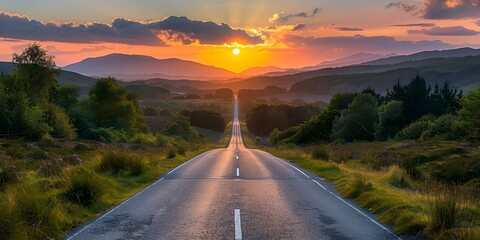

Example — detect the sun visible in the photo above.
[233,48,240,55]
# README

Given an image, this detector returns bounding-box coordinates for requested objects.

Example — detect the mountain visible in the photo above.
[363,47,480,66]
[64,54,237,81]
[0,62,97,94]
[240,66,286,76]
[301,53,391,71]
[290,55,480,95]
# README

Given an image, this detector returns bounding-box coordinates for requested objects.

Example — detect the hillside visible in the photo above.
[64,53,237,81]
[364,47,480,65]
[290,55,480,95]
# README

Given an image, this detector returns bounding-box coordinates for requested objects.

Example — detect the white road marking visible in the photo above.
[236,155,239,160]
[66,151,209,240]
[236,168,240,177]
[234,209,242,240]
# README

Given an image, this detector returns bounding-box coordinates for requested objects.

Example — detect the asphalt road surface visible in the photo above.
[67,97,400,240]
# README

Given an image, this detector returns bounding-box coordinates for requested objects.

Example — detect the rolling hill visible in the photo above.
[64,54,237,81]
[290,55,480,95]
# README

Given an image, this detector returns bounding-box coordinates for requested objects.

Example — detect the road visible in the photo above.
[67,97,400,240]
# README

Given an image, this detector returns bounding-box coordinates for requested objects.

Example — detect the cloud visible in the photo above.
[282,34,452,54]
[391,23,435,27]
[387,0,480,19]
[335,27,364,31]
[269,8,321,23]
[386,2,418,12]
[292,24,306,31]
[476,20,480,26]
[408,26,479,36]
[0,12,262,46]
[423,0,480,19]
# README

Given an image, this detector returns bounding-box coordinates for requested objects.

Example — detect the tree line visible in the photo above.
[264,75,479,144]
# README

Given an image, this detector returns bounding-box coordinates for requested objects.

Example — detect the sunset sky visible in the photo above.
[1,0,480,72]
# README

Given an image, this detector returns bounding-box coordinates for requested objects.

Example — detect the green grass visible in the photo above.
[0,137,217,239]
[253,141,480,238]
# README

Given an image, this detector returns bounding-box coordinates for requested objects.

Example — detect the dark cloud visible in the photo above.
[283,34,452,54]
[269,8,321,23]
[335,27,364,31]
[0,12,262,46]
[391,23,435,27]
[385,2,418,12]
[408,26,479,36]
[292,24,306,31]
[423,0,480,19]
[147,16,262,45]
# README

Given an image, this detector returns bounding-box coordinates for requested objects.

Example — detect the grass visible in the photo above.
[0,137,218,239]
[63,168,105,206]
[248,139,480,239]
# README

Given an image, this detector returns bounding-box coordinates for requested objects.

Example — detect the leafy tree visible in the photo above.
[421,114,458,141]
[361,87,381,102]
[87,77,146,132]
[12,43,59,104]
[455,87,480,140]
[164,116,199,141]
[328,93,356,111]
[52,84,80,111]
[285,109,340,144]
[188,110,226,132]
[246,104,321,136]
[332,94,378,142]
[374,101,404,141]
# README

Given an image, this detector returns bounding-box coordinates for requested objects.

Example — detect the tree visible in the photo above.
[12,43,59,104]
[332,94,378,142]
[429,81,462,116]
[374,101,404,141]
[188,110,226,132]
[286,109,340,144]
[87,77,146,132]
[328,93,356,111]
[53,84,80,111]
[455,87,480,140]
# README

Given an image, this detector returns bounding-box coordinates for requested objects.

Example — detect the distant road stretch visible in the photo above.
[67,97,399,240]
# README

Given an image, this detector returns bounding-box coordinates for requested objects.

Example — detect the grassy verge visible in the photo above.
[0,139,217,239]
[240,121,480,239]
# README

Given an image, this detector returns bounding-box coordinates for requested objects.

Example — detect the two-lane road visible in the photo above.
[67,97,399,240]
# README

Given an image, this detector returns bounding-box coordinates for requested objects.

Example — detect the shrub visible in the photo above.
[396,115,436,140]
[155,134,169,147]
[129,133,156,145]
[255,137,261,146]
[63,168,105,206]
[421,114,458,141]
[287,110,340,144]
[374,101,404,141]
[45,104,77,139]
[347,175,372,198]
[455,86,480,140]
[311,145,330,160]
[99,152,146,176]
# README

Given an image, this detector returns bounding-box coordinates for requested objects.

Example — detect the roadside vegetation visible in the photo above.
[241,76,480,239]
[0,43,231,239]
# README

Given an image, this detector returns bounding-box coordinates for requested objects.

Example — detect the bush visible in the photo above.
[255,137,261,146]
[285,110,340,145]
[98,152,146,176]
[45,104,77,139]
[22,106,52,140]
[396,115,436,140]
[311,145,330,160]
[63,168,105,206]
[269,126,299,145]
[421,114,458,141]
[129,133,156,145]
[375,101,404,141]
[455,86,480,140]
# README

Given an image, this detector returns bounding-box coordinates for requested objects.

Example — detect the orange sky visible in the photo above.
[1,1,480,72]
